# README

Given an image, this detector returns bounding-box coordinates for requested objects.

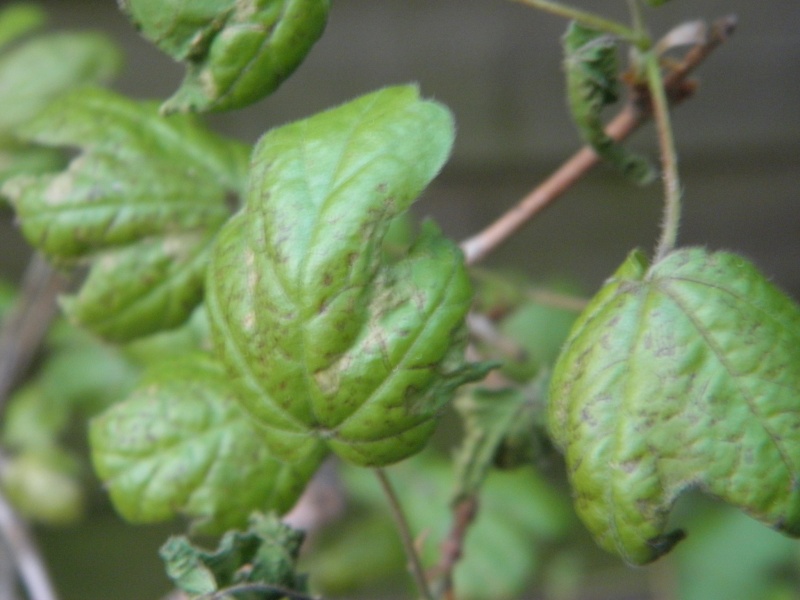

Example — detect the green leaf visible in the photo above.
[549,247,800,564]
[564,22,655,184]
[0,3,46,50]
[0,32,121,133]
[207,86,489,467]
[120,0,330,113]
[498,296,578,381]
[90,354,325,534]
[676,499,799,600]
[0,137,64,188]
[341,454,572,600]
[3,87,249,341]
[1,448,84,525]
[161,513,307,598]
[453,385,549,500]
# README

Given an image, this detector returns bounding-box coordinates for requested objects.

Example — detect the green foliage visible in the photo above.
[0,3,45,51]
[3,87,249,341]
[119,0,330,113]
[676,498,800,600]
[207,85,490,467]
[161,513,308,598]
[0,3,121,186]
[327,455,572,600]
[0,1,795,598]
[563,21,655,184]
[90,353,325,534]
[549,247,800,564]
[1,447,84,525]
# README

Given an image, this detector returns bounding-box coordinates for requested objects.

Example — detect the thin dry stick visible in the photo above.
[459,105,639,266]
[374,468,434,600]
[0,253,67,600]
[0,490,59,600]
[429,495,479,600]
[459,15,737,267]
[0,253,67,404]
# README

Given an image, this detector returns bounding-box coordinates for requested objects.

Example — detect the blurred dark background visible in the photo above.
[2,1,799,598]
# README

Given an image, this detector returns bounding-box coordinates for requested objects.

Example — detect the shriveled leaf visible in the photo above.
[564,22,655,184]
[0,3,46,50]
[0,33,121,132]
[207,86,489,467]
[161,513,307,597]
[90,354,325,534]
[120,0,330,113]
[3,87,249,341]
[549,247,800,564]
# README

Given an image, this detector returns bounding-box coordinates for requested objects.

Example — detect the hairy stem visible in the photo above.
[510,0,648,47]
[460,15,736,266]
[374,468,433,600]
[648,50,682,262]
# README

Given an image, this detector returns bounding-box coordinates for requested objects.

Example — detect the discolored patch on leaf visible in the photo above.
[549,247,800,564]
[2,88,249,341]
[90,354,325,534]
[119,0,330,113]
[207,86,490,466]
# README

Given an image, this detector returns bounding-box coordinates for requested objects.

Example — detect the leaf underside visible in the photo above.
[549,247,800,564]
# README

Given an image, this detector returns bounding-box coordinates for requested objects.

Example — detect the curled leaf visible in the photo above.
[90,354,325,534]
[207,86,489,466]
[549,248,800,564]
[120,0,330,113]
[161,513,307,597]
[564,22,655,184]
[2,88,248,341]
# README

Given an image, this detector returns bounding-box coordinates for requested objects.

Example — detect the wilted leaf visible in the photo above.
[120,0,330,113]
[207,86,489,467]
[564,22,655,184]
[161,513,307,598]
[549,247,800,564]
[90,354,325,534]
[3,87,249,340]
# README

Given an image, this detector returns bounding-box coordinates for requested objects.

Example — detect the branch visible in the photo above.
[0,489,59,600]
[459,15,737,266]
[429,495,479,600]
[0,253,67,404]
